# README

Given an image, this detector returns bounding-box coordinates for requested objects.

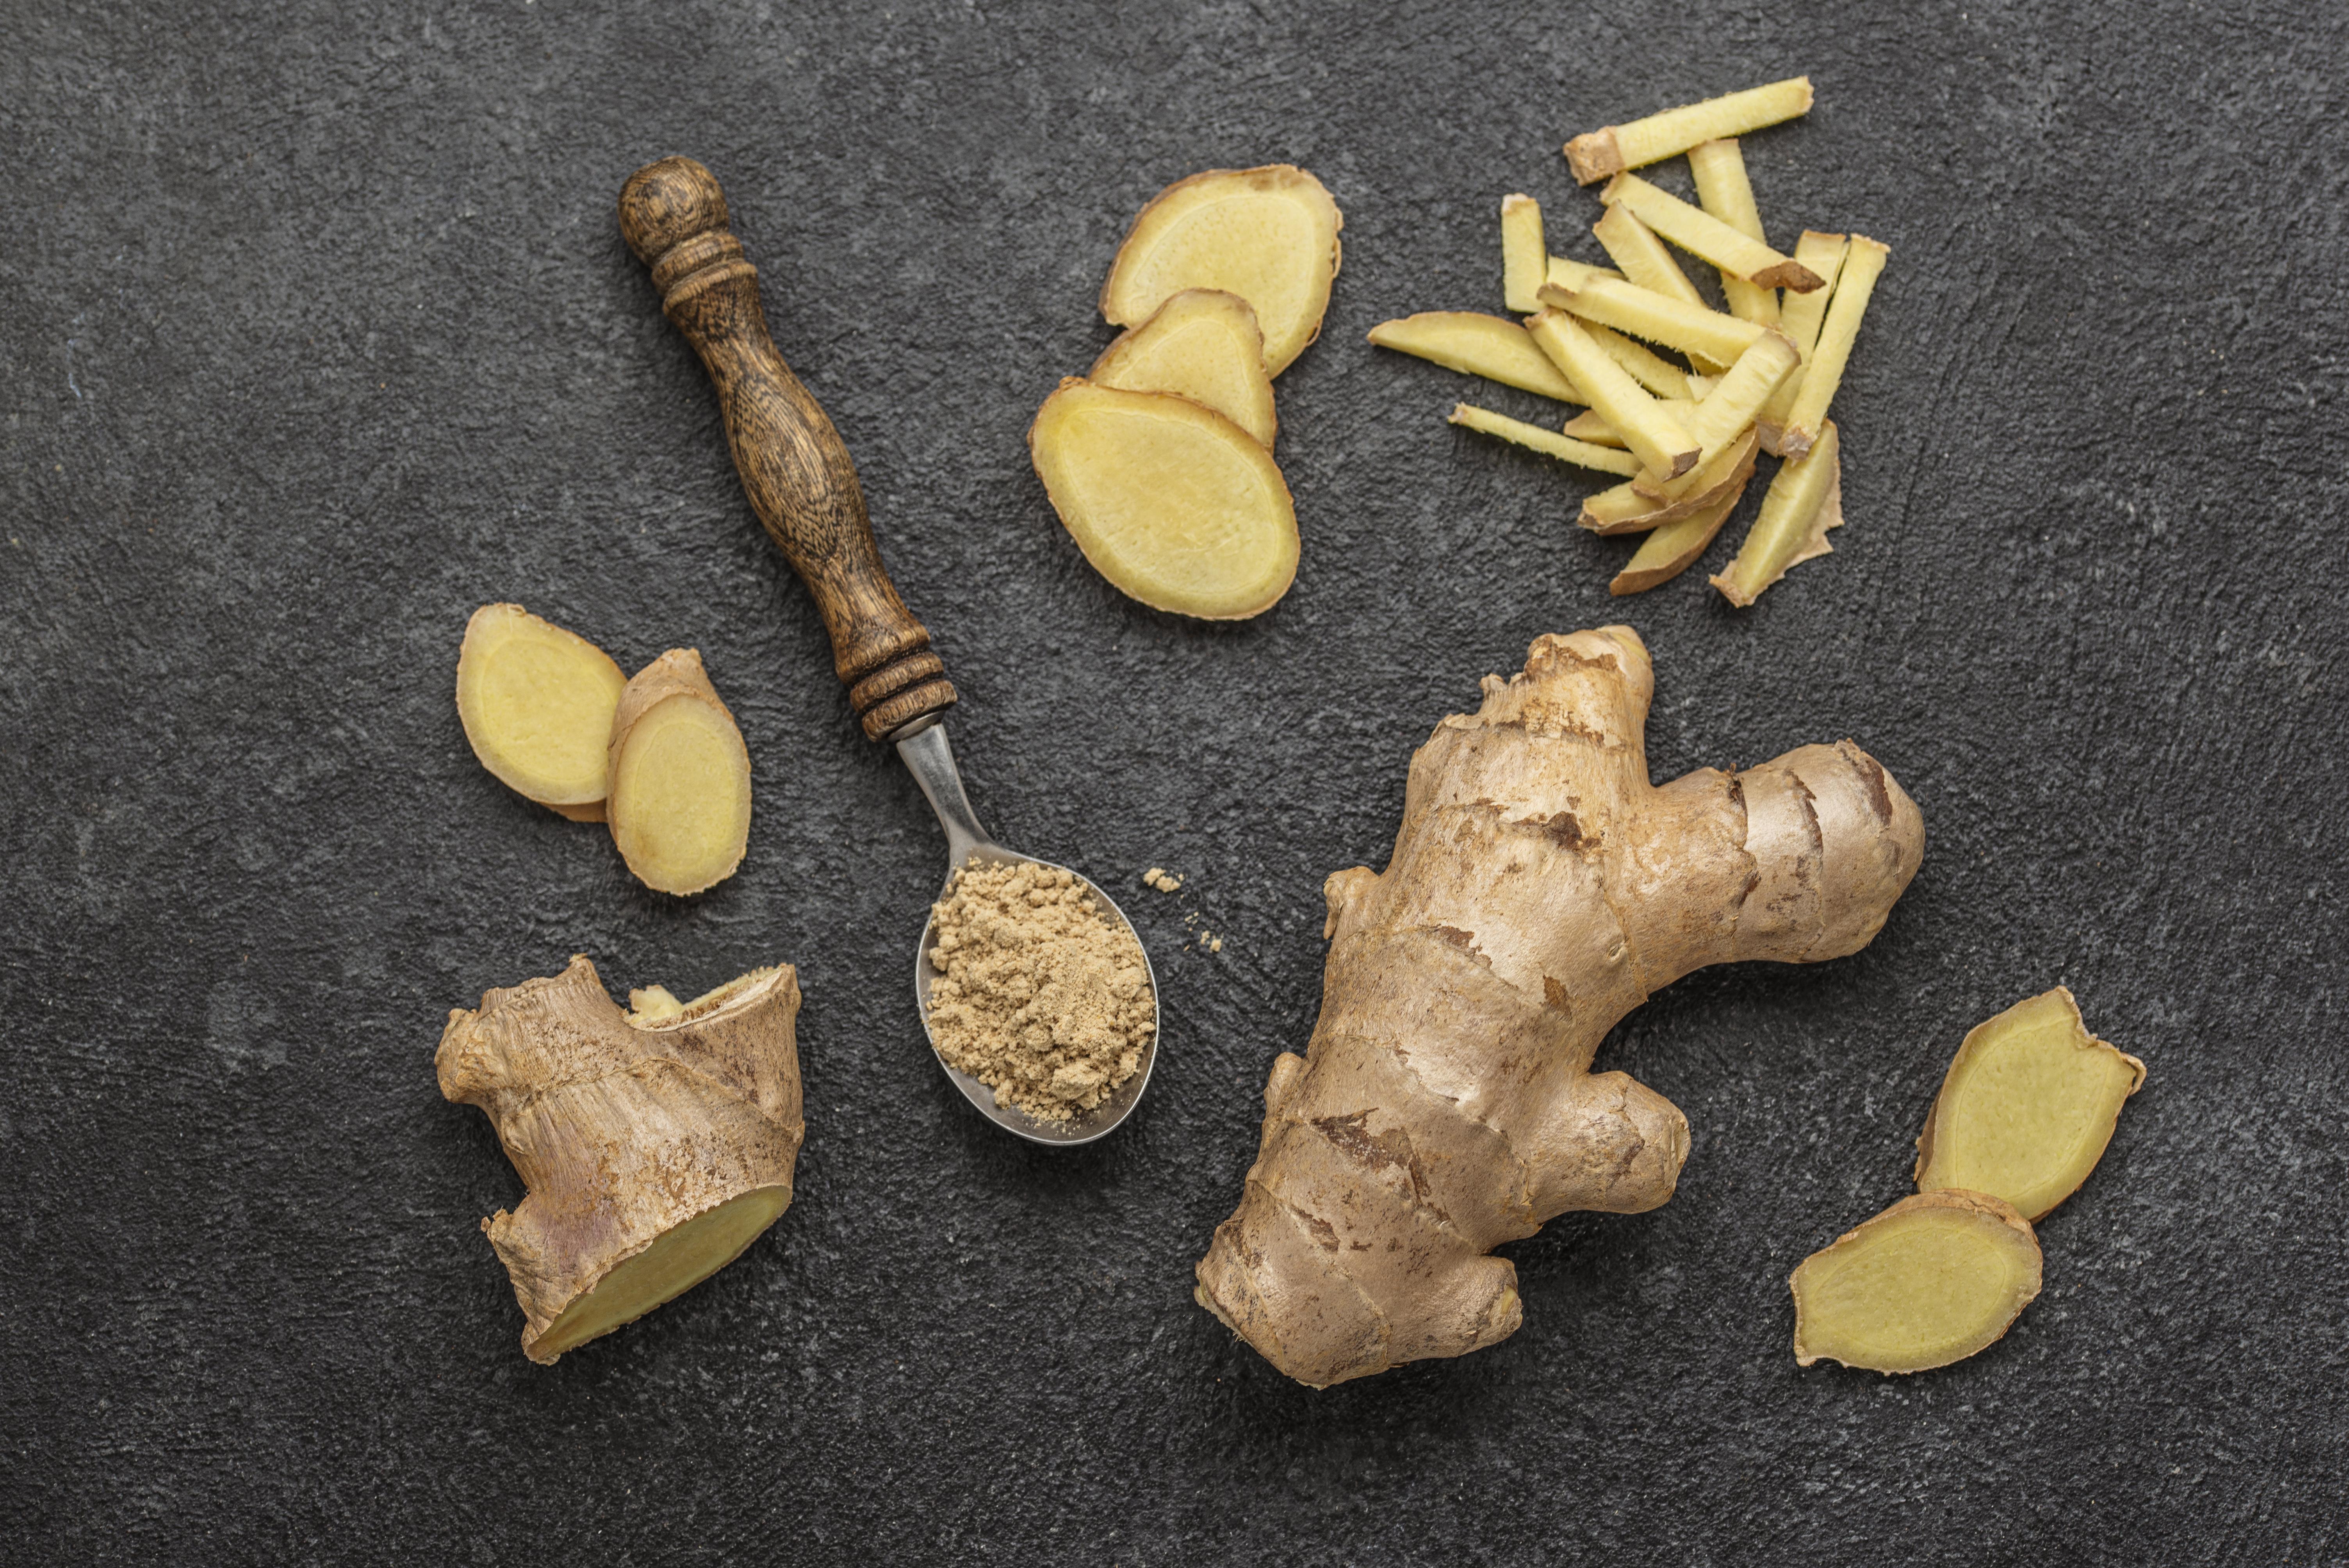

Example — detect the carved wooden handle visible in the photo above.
[618,156,955,742]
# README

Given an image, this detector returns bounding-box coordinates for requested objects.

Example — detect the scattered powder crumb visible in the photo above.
[925,861,1154,1121]
[1143,867,1184,893]
[1198,931,1224,954]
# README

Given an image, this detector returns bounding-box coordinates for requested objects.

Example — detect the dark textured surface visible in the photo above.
[3,1,2344,1561]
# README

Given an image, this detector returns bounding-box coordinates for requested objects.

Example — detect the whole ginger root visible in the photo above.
[437,955,804,1363]
[1194,627,1925,1386]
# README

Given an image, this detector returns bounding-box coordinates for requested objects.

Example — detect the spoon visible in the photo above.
[618,156,1159,1145]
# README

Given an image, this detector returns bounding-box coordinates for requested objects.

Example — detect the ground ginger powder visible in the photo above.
[925,861,1154,1121]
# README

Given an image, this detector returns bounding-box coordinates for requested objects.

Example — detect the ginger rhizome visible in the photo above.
[1789,1190,2042,1374]
[606,648,754,896]
[1915,987,2146,1221]
[1193,627,1925,1386]
[437,956,804,1363]
[1089,288,1279,449]
[1029,379,1299,620]
[1099,166,1342,378]
[456,604,627,822]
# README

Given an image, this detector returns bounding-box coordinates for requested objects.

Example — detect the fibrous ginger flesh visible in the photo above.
[1791,1190,2042,1374]
[1367,312,1582,402]
[1449,403,1641,476]
[436,957,804,1364]
[1195,629,1925,1387]
[1633,335,1797,501]
[456,604,627,821]
[1758,232,1851,440]
[1028,379,1299,620]
[1581,427,1758,535]
[1687,137,1781,327]
[1088,288,1278,448]
[1915,987,2146,1221]
[1526,310,1697,478]
[1611,476,1749,595]
[926,860,1154,1121]
[1099,165,1342,377]
[1565,77,1814,184]
[1501,194,1546,314]
[606,649,754,896]
[1711,421,1841,605]
[1547,275,1768,369]
[1781,235,1889,457]
[1602,173,1822,290]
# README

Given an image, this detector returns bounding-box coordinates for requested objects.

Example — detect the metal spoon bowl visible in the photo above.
[898,721,1159,1146]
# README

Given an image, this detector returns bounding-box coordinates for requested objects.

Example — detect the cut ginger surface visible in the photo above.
[456,604,627,821]
[437,957,804,1364]
[1791,1190,2042,1374]
[606,648,752,896]
[1089,287,1278,447]
[1029,379,1298,619]
[1915,987,2146,1221]
[1099,166,1341,377]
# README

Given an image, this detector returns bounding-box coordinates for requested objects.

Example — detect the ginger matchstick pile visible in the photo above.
[1372,78,1890,601]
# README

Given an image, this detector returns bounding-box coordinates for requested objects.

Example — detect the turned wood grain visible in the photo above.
[619,155,955,741]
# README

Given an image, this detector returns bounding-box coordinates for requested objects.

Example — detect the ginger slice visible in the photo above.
[1579,426,1758,534]
[1449,404,1641,476]
[1587,322,1695,401]
[1711,422,1841,605]
[1790,1190,2043,1374]
[1089,288,1278,448]
[1542,274,1767,369]
[1780,235,1889,458]
[606,648,753,896]
[1758,232,1851,446]
[456,604,627,822]
[1915,988,2147,1221]
[1602,173,1823,291]
[1367,311,1582,401]
[438,955,804,1364]
[1544,255,1624,294]
[1566,77,1814,185]
[1501,194,1546,314]
[1687,138,1781,327]
[1527,309,1697,478]
[1610,474,1749,595]
[1631,331,1798,500]
[1099,165,1342,377]
[1028,379,1298,620]
[1586,204,1728,376]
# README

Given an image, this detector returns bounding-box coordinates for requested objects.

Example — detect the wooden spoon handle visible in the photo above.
[618,156,955,742]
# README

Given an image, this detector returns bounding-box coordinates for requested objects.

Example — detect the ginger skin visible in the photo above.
[437,956,803,1363]
[1194,627,1925,1386]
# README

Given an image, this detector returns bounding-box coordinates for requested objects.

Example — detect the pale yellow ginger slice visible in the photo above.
[1527,309,1697,478]
[1586,322,1696,401]
[1100,166,1342,377]
[1448,404,1642,476]
[1589,203,1711,311]
[456,604,628,823]
[1610,474,1750,595]
[1790,1190,2043,1375]
[1759,232,1851,446]
[606,649,754,896]
[1566,77,1815,184]
[1501,194,1546,314]
[1543,274,1767,369]
[1781,236,1889,458]
[1367,312,1582,402]
[1711,421,1841,605]
[1579,428,1757,535]
[1632,331,1798,500]
[1560,408,1626,446]
[1089,288,1278,448]
[1028,379,1298,620]
[1544,255,1624,294]
[1915,988,2147,1222]
[1602,173,1823,291]
[1687,138,1781,327]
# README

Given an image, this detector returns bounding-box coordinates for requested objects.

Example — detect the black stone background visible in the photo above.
[2,1,2343,1561]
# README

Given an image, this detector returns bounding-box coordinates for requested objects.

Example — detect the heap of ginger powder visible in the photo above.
[925,861,1154,1121]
